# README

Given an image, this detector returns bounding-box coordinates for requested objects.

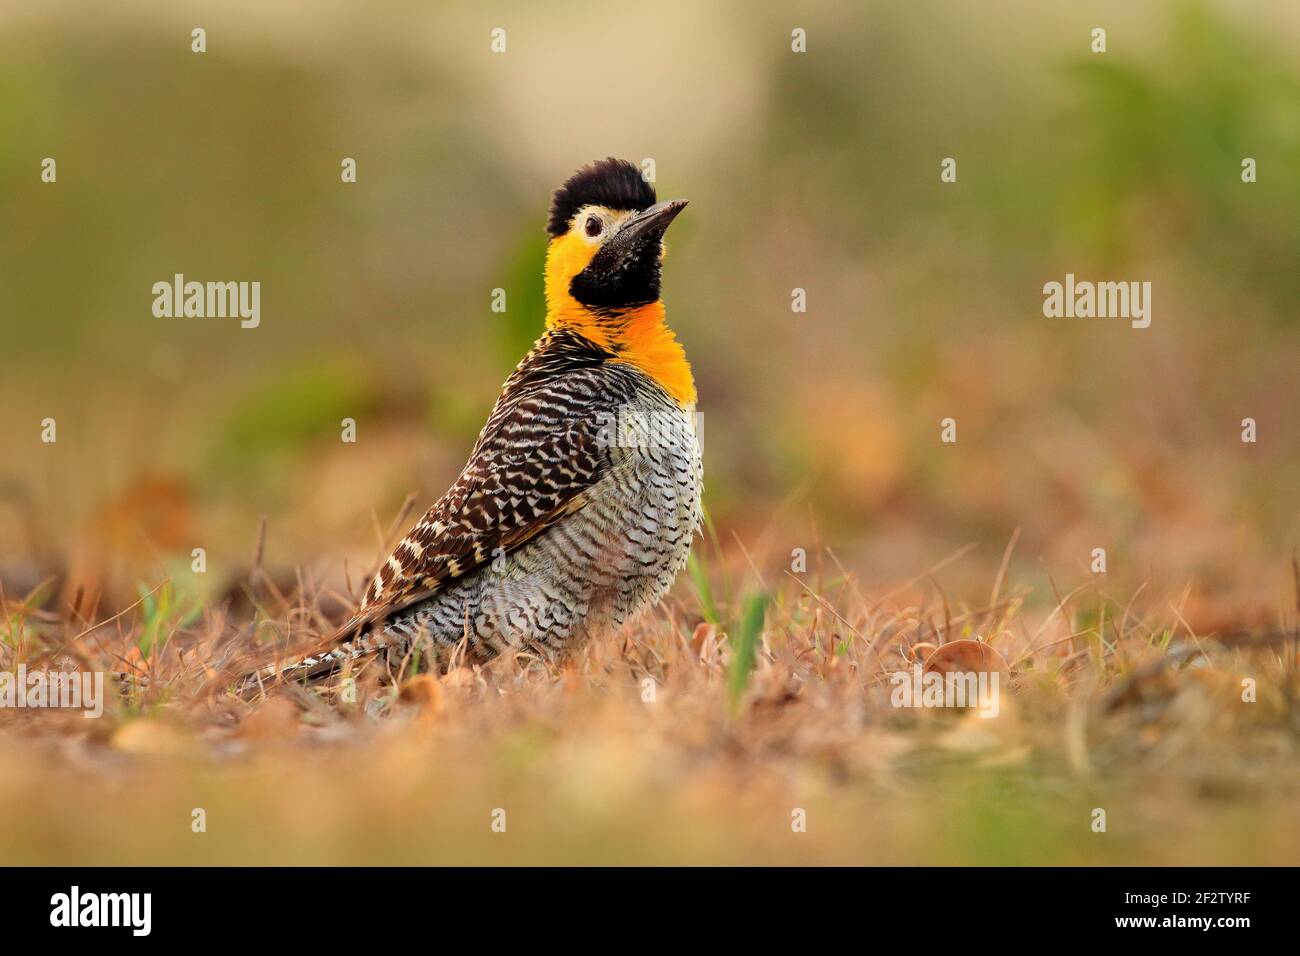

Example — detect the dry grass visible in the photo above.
[1,537,1297,866]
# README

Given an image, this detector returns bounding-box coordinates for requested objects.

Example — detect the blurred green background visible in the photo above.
[1,0,1297,619]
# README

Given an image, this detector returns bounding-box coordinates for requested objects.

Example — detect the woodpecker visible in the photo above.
[239,158,702,692]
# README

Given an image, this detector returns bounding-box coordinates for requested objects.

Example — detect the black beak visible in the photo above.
[569,199,688,309]
[615,199,688,244]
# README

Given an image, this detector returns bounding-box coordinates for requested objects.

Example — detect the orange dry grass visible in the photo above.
[0,545,1297,866]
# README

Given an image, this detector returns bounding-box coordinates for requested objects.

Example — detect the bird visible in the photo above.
[237,158,702,694]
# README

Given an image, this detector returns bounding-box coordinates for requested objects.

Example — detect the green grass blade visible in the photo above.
[687,552,720,625]
[726,593,768,712]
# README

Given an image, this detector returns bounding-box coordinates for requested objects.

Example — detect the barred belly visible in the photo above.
[383,387,702,663]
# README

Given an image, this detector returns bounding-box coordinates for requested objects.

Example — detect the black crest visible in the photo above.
[547,158,656,237]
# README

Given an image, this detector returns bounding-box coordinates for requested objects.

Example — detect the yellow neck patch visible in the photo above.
[543,232,696,407]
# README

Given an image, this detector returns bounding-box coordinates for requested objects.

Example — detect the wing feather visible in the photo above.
[355,329,620,628]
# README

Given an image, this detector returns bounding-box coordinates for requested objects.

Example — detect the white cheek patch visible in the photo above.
[572,206,634,243]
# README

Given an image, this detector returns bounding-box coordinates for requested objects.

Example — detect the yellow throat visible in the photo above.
[543,231,696,407]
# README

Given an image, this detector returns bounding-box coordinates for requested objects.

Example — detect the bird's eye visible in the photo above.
[584,216,602,238]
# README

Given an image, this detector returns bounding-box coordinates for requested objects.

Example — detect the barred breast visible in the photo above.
[381,365,702,663]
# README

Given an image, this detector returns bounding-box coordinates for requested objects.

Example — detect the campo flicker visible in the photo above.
[240,158,702,691]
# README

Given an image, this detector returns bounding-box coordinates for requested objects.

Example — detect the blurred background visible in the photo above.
[1,0,1297,624]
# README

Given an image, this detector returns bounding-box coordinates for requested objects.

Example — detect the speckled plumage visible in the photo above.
[369,328,701,658]
[236,159,700,695]
[240,332,701,689]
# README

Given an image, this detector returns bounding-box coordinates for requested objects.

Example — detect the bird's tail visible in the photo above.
[231,621,406,699]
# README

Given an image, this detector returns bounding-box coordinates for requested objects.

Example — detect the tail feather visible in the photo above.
[232,626,405,699]
[229,587,456,699]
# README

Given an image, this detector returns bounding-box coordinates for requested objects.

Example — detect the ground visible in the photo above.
[2,540,1296,866]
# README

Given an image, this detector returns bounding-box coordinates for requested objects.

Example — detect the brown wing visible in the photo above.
[352,329,623,632]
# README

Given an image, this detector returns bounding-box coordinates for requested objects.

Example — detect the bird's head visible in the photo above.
[543,158,687,331]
